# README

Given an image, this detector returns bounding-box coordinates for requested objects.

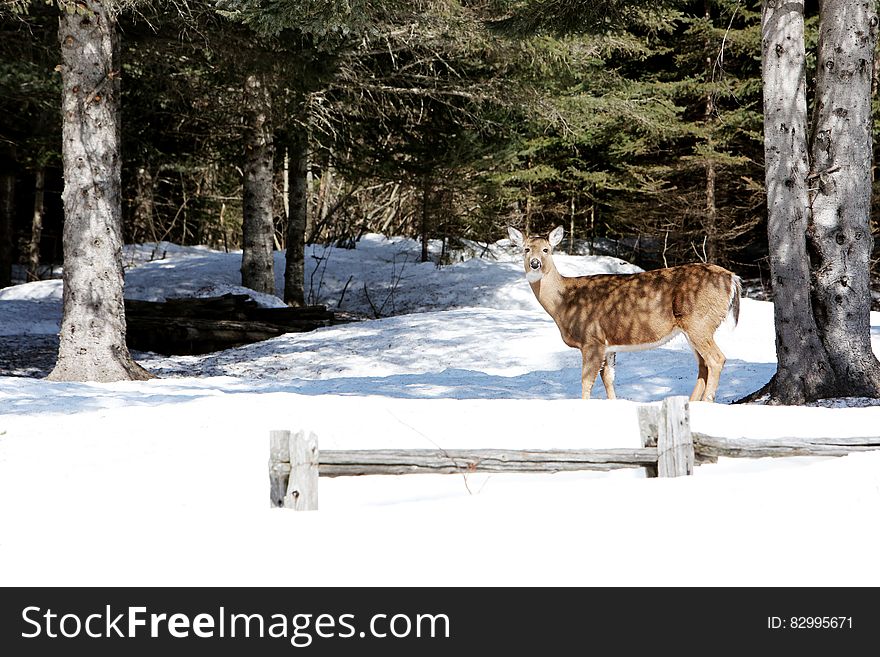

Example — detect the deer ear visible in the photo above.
[548,226,564,247]
[507,226,524,248]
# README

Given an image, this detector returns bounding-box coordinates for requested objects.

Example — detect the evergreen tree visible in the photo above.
[218,1,366,300]
[240,71,276,295]
[491,2,766,269]
[49,0,151,381]
[756,0,880,404]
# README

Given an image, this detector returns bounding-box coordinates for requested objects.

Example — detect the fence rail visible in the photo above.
[282,448,658,476]
[269,396,880,510]
[693,434,880,458]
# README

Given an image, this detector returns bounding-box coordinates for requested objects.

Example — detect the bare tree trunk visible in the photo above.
[282,148,289,221]
[132,165,156,245]
[27,168,45,282]
[525,156,533,235]
[704,157,717,262]
[316,158,333,227]
[758,0,836,403]
[284,134,308,306]
[49,2,151,382]
[240,73,276,296]
[0,171,13,289]
[305,155,315,237]
[588,195,595,251]
[704,1,718,264]
[420,174,430,263]
[807,0,880,396]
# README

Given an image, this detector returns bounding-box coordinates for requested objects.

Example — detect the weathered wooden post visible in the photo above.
[657,396,694,477]
[636,404,659,478]
[269,430,291,507]
[289,430,319,510]
[637,396,694,477]
[269,429,319,510]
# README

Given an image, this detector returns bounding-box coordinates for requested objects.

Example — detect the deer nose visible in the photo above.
[529,258,541,270]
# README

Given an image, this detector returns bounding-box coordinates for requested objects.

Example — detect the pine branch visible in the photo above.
[488,0,683,37]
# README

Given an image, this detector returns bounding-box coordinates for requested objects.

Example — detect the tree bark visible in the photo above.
[284,134,308,306]
[807,0,880,396]
[240,73,276,296]
[28,168,45,282]
[49,2,151,382]
[0,172,13,289]
[760,0,837,403]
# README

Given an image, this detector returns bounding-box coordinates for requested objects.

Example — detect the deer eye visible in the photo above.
[524,247,530,253]
[542,248,549,253]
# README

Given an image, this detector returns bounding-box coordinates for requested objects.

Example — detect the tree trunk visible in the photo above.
[0,172,13,289]
[240,73,276,296]
[759,0,837,404]
[704,1,718,264]
[524,156,533,236]
[807,0,880,396]
[420,174,430,263]
[284,134,308,306]
[282,148,289,220]
[704,156,718,263]
[873,38,879,184]
[315,156,333,236]
[132,165,156,245]
[28,168,45,282]
[49,3,151,382]
[588,194,596,251]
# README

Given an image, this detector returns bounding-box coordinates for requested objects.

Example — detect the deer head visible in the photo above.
[508,225,565,283]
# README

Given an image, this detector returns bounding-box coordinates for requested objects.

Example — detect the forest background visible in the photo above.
[2,0,832,289]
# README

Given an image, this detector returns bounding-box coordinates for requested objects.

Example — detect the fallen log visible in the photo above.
[125,293,352,356]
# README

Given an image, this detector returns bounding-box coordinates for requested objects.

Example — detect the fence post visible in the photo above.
[288,430,319,510]
[656,396,694,477]
[269,430,320,510]
[636,404,660,478]
[269,430,291,508]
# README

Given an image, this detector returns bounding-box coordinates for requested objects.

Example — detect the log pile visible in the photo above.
[125,293,352,356]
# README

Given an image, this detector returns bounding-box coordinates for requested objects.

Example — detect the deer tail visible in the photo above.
[728,274,742,328]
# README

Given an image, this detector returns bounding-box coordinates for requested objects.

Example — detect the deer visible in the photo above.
[508,225,741,402]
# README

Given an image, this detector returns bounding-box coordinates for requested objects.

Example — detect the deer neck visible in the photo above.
[528,262,568,317]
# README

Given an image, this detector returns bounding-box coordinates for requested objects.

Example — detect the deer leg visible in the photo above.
[600,351,617,400]
[580,347,605,400]
[690,352,708,402]
[689,336,725,402]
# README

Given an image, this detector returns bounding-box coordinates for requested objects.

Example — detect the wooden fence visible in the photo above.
[269,396,880,510]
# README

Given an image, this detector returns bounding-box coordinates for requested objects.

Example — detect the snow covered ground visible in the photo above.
[1,234,879,587]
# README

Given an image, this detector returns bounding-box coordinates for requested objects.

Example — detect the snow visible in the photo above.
[2,234,880,587]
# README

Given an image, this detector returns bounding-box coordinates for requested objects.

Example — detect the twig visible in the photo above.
[307,245,332,306]
[383,409,483,496]
[377,253,409,316]
[363,282,381,318]
[337,275,354,310]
